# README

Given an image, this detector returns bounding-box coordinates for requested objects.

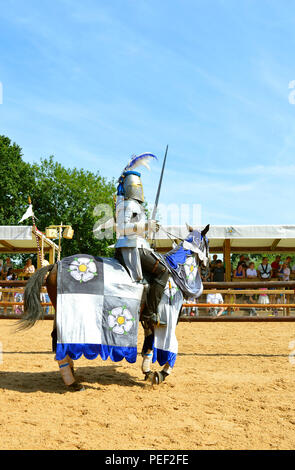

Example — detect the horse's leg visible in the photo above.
[46,267,83,391]
[58,355,76,386]
[141,327,154,380]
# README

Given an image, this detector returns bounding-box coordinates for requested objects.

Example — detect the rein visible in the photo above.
[159,225,185,243]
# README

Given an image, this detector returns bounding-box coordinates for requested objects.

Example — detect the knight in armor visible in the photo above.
[114,154,169,328]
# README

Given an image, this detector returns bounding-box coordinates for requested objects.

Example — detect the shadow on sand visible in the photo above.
[0,364,145,394]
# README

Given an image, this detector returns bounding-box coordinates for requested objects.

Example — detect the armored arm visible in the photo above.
[116,200,147,237]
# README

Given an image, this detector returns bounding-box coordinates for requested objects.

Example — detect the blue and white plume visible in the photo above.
[123,153,157,173]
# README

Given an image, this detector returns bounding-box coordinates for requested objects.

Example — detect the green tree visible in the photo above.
[30,156,116,258]
[0,135,34,225]
[0,135,117,260]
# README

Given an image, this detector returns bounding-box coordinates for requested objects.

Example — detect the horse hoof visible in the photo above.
[151,371,165,385]
[144,371,152,381]
[68,381,85,392]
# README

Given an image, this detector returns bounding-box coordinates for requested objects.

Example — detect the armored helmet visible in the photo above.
[117,153,158,203]
[118,170,144,203]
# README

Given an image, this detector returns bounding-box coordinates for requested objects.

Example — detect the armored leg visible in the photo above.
[139,249,169,327]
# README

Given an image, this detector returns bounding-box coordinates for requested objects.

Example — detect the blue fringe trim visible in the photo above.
[56,343,137,363]
[152,348,177,368]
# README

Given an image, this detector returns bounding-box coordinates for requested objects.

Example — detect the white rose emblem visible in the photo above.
[107,306,135,335]
[68,257,97,283]
[184,256,198,282]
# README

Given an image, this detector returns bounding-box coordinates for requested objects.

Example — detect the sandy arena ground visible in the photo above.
[1,318,295,450]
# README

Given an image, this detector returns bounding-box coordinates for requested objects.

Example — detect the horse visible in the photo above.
[18,225,209,391]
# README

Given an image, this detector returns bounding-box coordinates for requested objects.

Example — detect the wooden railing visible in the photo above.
[0,279,52,319]
[180,280,295,321]
[1,280,295,322]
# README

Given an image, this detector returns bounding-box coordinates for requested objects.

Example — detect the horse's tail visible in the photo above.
[17,264,56,330]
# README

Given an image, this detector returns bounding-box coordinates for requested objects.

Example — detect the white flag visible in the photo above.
[19,204,34,223]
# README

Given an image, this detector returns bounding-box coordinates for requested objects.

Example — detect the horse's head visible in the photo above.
[183,223,210,266]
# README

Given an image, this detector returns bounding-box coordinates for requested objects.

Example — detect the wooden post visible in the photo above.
[41,234,44,267]
[223,239,231,282]
[286,290,290,316]
[49,245,55,265]
[223,239,231,309]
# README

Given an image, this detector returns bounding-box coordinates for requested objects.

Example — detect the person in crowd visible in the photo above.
[200,263,211,282]
[209,254,218,273]
[257,257,272,280]
[237,255,248,269]
[23,259,35,280]
[182,297,198,317]
[0,259,3,276]
[247,294,257,316]
[6,267,17,281]
[233,263,245,279]
[2,257,13,278]
[258,288,270,307]
[246,262,257,279]
[232,263,245,311]
[2,268,17,314]
[245,262,258,315]
[271,255,281,278]
[278,262,290,281]
[206,291,226,317]
[211,260,225,282]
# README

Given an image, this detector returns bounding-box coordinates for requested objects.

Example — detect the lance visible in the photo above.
[150,144,168,247]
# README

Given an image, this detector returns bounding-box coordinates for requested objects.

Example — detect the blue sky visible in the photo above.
[1,0,295,226]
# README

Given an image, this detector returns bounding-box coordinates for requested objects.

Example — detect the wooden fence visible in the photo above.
[1,279,295,322]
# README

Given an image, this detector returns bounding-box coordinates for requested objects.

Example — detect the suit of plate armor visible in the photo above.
[114,170,169,327]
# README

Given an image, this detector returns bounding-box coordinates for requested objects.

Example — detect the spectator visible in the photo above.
[285,256,292,268]
[271,255,281,278]
[257,257,272,280]
[206,291,226,317]
[185,297,198,317]
[0,259,3,276]
[6,268,17,281]
[2,257,13,278]
[200,264,211,282]
[232,264,245,312]
[246,262,257,279]
[23,259,35,280]
[237,255,247,269]
[209,255,218,273]
[3,268,17,314]
[248,294,257,317]
[233,264,245,279]
[245,262,258,315]
[278,262,290,281]
[211,260,225,282]
[258,288,270,306]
